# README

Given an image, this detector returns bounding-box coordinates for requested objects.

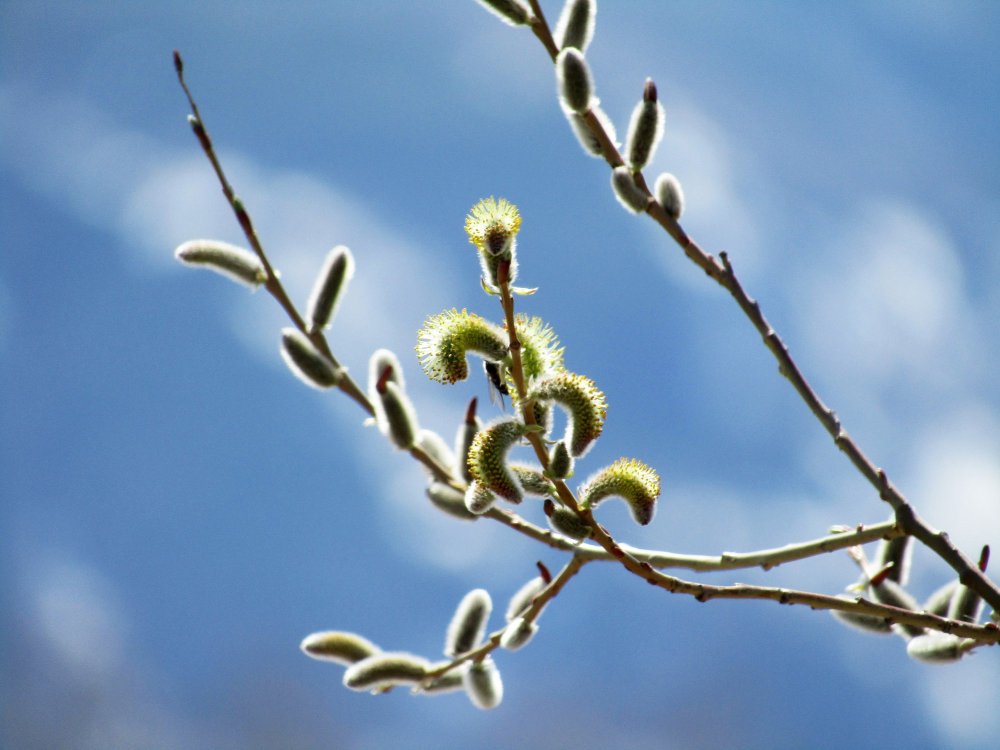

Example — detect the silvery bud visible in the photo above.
[445,588,493,657]
[654,172,685,220]
[610,166,650,214]
[300,631,380,665]
[306,245,354,332]
[342,652,431,692]
[554,0,596,52]
[625,79,665,171]
[280,328,342,389]
[556,48,593,114]
[463,657,503,710]
[175,239,266,289]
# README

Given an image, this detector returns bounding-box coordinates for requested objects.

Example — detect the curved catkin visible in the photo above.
[654,172,685,220]
[505,576,547,621]
[280,328,342,389]
[511,314,565,381]
[554,0,596,52]
[342,652,431,691]
[475,0,532,26]
[445,588,493,657]
[528,372,607,457]
[306,245,354,332]
[625,79,665,171]
[467,417,527,503]
[416,309,509,385]
[579,457,661,525]
[174,239,267,289]
[556,48,593,114]
[300,631,381,665]
[610,166,650,214]
[464,657,503,710]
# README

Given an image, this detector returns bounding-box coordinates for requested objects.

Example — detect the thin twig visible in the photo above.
[173,50,458,487]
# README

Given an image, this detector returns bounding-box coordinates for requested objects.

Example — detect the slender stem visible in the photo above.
[174,51,457,487]
[420,553,588,685]
[512,12,1000,614]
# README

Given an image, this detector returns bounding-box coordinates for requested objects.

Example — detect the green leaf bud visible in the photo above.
[420,663,467,695]
[306,245,354,333]
[565,104,618,159]
[300,630,381,665]
[445,588,493,658]
[829,596,892,635]
[554,0,595,52]
[547,505,591,541]
[464,479,499,515]
[343,652,431,692]
[468,417,527,503]
[464,657,503,710]
[280,328,342,389]
[455,398,482,482]
[548,440,574,479]
[416,309,509,385]
[906,633,968,663]
[528,372,607,457]
[556,48,593,114]
[427,481,478,521]
[500,617,538,651]
[611,165,650,214]
[654,172,685,220]
[625,79,665,171]
[474,0,532,26]
[579,457,661,525]
[174,239,266,289]
[505,576,546,621]
[511,464,555,497]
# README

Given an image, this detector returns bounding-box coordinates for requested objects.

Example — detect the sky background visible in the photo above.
[2,1,999,748]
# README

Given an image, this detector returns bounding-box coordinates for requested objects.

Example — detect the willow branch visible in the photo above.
[510,12,1000,615]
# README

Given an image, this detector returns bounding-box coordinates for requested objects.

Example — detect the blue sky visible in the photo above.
[2,1,999,748]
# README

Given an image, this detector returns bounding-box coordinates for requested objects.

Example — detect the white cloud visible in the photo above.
[920,655,1000,749]
[906,405,1000,562]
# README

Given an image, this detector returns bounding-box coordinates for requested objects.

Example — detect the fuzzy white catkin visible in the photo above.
[499,617,538,651]
[426,482,477,521]
[565,104,617,158]
[306,245,354,332]
[556,48,593,114]
[174,239,266,289]
[415,429,457,476]
[554,0,596,52]
[475,0,532,26]
[610,166,649,214]
[505,576,546,621]
[654,173,685,220]
[906,632,966,663]
[299,631,380,665]
[445,589,493,657]
[342,652,431,691]
[376,380,419,449]
[464,480,497,515]
[625,81,665,171]
[463,657,503,709]
[279,328,341,389]
[368,348,405,393]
